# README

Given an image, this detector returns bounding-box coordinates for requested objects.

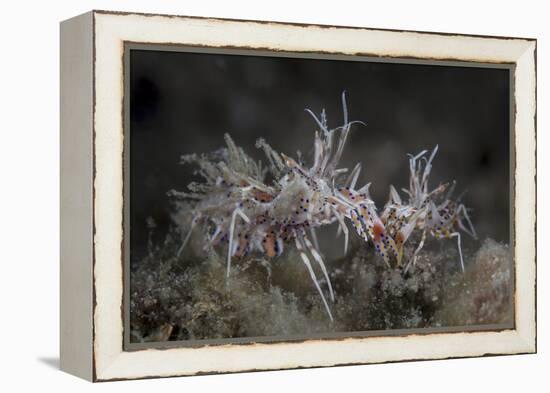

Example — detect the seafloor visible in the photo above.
[129,223,513,343]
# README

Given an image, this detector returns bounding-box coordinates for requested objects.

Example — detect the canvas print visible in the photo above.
[127,47,513,345]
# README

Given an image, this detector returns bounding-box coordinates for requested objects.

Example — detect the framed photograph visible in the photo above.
[60,10,536,381]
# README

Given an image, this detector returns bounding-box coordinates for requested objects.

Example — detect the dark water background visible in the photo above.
[129,48,510,263]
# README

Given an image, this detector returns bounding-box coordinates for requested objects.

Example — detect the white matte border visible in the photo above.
[92,11,536,381]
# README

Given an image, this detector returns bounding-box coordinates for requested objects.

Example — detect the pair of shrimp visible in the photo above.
[171,93,477,321]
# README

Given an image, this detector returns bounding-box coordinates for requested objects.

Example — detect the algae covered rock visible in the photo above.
[130,234,513,342]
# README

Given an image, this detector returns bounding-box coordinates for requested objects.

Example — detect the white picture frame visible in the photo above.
[60,10,536,381]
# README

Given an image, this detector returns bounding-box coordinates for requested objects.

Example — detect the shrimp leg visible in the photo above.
[309,227,321,254]
[405,228,426,274]
[227,207,250,278]
[457,204,477,239]
[448,232,464,272]
[433,229,465,272]
[295,237,333,322]
[332,206,349,255]
[303,235,335,302]
[176,214,199,257]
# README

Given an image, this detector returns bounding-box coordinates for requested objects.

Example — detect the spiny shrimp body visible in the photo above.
[172,93,371,321]
[379,146,477,272]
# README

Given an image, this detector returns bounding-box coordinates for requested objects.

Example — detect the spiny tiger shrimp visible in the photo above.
[169,93,372,321]
[379,145,477,272]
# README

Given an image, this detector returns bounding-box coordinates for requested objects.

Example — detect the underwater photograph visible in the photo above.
[126,47,513,345]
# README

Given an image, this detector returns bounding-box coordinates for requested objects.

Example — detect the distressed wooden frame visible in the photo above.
[60,10,537,382]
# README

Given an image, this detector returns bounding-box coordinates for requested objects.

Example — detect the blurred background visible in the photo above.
[129,48,510,263]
